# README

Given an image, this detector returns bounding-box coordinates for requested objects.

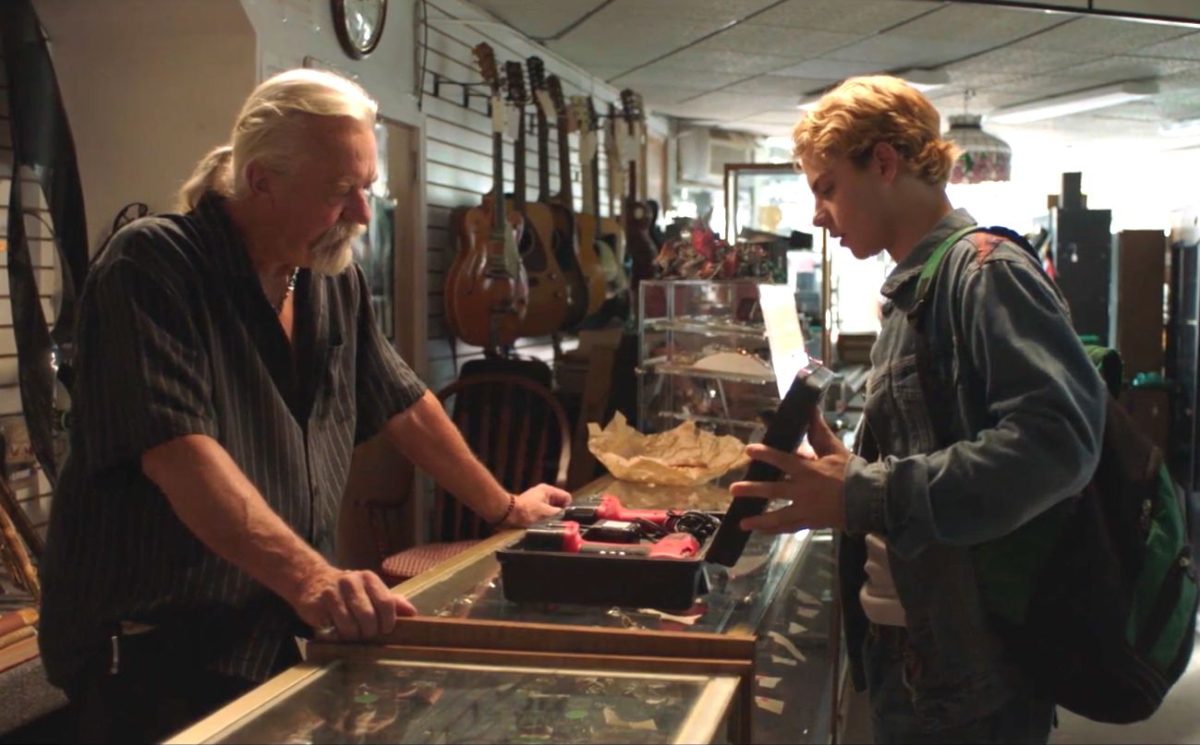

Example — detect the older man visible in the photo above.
[39,68,569,742]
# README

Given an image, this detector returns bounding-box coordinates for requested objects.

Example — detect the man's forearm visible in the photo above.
[383,391,512,524]
[141,434,329,605]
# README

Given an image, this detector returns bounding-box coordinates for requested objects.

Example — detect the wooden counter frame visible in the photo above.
[167,644,747,745]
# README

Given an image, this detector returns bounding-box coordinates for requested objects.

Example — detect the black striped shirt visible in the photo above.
[38,192,426,686]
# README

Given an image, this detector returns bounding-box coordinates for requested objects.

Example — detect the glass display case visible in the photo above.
[637,279,786,441]
[384,478,838,743]
[167,651,739,744]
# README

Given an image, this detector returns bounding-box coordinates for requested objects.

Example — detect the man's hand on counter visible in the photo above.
[294,567,416,641]
[501,484,573,528]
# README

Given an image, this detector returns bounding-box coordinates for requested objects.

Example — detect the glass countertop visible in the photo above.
[399,478,811,638]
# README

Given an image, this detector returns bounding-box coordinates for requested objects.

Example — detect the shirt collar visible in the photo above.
[879,207,977,299]
[190,191,258,278]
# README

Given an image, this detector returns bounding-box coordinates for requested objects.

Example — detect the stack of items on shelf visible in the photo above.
[653,218,788,282]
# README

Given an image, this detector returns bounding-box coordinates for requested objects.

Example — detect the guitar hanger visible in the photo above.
[430,71,497,115]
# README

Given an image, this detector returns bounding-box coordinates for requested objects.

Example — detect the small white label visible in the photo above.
[756,696,785,714]
[535,90,555,119]
[580,131,599,163]
[756,675,781,689]
[770,654,798,667]
[490,95,506,134]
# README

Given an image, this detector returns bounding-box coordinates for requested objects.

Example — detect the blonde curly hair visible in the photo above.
[792,75,957,187]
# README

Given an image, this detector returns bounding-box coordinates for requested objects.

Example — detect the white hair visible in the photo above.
[178,68,377,210]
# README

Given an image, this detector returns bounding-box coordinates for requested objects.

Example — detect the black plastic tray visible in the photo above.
[495,514,720,611]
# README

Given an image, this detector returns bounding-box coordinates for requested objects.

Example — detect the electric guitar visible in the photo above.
[449,43,529,349]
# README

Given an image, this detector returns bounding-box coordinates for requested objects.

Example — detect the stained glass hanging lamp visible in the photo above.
[947,89,1012,184]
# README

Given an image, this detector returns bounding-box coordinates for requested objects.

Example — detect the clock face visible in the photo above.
[334,0,387,58]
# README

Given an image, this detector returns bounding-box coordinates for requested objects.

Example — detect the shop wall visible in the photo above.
[31,0,256,252]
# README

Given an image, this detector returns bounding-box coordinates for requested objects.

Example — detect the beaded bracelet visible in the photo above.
[490,492,516,528]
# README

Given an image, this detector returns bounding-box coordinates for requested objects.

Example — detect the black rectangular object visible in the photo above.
[496,521,715,611]
[1053,207,1112,344]
[706,360,837,566]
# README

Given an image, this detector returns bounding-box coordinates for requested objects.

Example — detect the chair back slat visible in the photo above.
[430,373,572,542]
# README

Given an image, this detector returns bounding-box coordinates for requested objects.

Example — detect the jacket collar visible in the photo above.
[879,208,976,300]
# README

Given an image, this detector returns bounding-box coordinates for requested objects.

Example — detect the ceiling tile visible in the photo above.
[747,0,941,35]
[467,0,596,38]
[1007,16,1196,56]
[1133,32,1200,61]
[655,91,795,120]
[653,49,807,77]
[691,24,861,58]
[611,67,749,89]
[773,58,885,79]
[636,84,719,106]
[723,74,830,96]
[607,0,779,26]
[547,19,718,70]
[1048,55,1200,85]
[824,34,987,68]
[945,48,1102,76]
[887,4,1072,45]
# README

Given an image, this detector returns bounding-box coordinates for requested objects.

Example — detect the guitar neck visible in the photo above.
[491,130,506,242]
[513,108,527,211]
[536,108,551,203]
[556,114,573,206]
[627,158,638,205]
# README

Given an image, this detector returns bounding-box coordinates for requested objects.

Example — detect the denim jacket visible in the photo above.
[838,209,1106,728]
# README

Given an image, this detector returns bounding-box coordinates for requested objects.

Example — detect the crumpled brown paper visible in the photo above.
[587,412,750,486]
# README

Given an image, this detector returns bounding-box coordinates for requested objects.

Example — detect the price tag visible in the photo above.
[580,131,598,163]
[503,103,520,140]
[490,95,506,134]
[535,90,555,119]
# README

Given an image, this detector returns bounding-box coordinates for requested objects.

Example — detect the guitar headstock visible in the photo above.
[546,74,568,120]
[587,96,600,134]
[504,60,527,106]
[472,43,500,95]
[569,96,591,134]
[525,56,546,93]
[619,88,643,127]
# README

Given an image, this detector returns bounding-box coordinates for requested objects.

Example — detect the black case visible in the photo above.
[496,361,836,610]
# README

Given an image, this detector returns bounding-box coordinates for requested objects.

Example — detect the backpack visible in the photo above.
[912,224,1198,724]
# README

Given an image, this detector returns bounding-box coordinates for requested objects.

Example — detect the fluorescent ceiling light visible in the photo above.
[987,80,1159,125]
[1160,117,1200,137]
[896,67,950,93]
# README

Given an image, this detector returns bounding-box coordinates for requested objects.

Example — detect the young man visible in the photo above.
[39,69,570,742]
[734,76,1106,743]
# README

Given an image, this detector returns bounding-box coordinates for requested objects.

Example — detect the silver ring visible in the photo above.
[315,625,336,636]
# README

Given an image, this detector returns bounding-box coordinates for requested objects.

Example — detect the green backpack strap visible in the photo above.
[912,225,983,310]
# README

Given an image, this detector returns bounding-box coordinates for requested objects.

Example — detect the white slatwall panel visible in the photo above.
[0,59,62,545]
[423,1,621,390]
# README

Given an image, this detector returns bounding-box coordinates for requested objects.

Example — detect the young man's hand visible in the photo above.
[731,407,850,534]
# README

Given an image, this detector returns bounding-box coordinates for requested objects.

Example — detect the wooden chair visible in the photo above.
[377,373,571,583]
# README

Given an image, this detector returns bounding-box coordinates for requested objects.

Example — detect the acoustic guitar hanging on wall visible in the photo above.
[505,59,570,338]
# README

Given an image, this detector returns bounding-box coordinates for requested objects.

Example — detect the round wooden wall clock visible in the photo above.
[332,0,387,59]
